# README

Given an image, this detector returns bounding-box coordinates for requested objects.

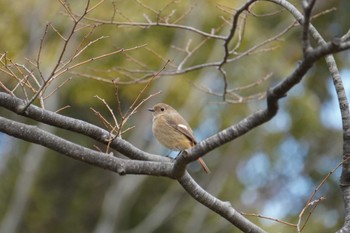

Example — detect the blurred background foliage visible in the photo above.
[0,0,350,232]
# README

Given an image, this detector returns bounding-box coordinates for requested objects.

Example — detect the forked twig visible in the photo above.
[90,60,168,154]
[22,0,92,111]
[193,72,271,103]
[112,60,169,137]
[297,156,350,232]
[90,107,115,131]
[297,196,326,232]
[95,95,119,128]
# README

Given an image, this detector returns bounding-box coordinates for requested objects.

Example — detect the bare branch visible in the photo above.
[87,0,105,13]
[94,95,119,132]
[175,36,350,167]
[43,77,73,100]
[49,23,67,41]
[241,212,296,227]
[0,92,166,162]
[228,20,296,62]
[90,107,116,132]
[36,23,49,81]
[22,0,92,111]
[298,156,350,231]
[54,48,124,78]
[301,0,316,55]
[0,81,13,96]
[0,115,173,177]
[55,105,71,113]
[178,172,267,233]
[58,0,77,21]
[217,0,256,100]
[84,17,226,40]
[177,37,210,71]
[298,197,326,232]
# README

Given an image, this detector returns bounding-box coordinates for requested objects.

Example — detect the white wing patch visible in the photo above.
[177,124,188,130]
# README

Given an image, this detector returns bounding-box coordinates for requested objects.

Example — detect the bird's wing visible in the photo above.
[166,115,197,145]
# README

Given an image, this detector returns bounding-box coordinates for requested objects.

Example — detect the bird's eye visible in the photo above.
[160,107,165,111]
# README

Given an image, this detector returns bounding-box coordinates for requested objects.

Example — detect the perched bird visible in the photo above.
[148,103,210,173]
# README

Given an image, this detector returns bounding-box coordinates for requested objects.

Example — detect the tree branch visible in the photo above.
[178,172,267,233]
[0,92,168,163]
[0,115,173,177]
[177,36,350,165]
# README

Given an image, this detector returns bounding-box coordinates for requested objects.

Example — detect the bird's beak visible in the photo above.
[148,108,155,112]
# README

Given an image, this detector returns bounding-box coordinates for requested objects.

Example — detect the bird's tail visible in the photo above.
[197,157,210,174]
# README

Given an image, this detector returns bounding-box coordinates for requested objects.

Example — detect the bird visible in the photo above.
[148,103,210,173]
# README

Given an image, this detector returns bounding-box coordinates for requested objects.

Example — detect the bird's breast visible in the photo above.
[152,117,192,150]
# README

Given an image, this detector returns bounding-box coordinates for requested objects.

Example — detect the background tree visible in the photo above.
[1,0,350,232]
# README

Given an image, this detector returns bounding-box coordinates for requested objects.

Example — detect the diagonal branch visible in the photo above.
[176,37,350,166]
[178,172,267,233]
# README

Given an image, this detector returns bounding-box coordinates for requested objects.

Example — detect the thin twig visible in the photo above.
[90,107,115,131]
[55,105,71,113]
[297,197,326,232]
[0,81,14,96]
[95,95,119,129]
[219,0,257,100]
[84,16,226,40]
[58,0,77,22]
[58,35,109,73]
[36,23,49,82]
[297,156,350,231]
[49,23,67,41]
[54,48,124,78]
[301,0,316,55]
[172,2,196,24]
[15,63,40,89]
[177,37,210,71]
[43,77,73,100]
[22,0,92,111]
[123,60,169,119]
[87,0,105,13]
[228,73,273,92]
[241,212,296,227]
[228,20,297,62]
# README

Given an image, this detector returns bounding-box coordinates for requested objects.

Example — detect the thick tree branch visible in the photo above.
[0,116,173,177]
[0,92,168,163]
